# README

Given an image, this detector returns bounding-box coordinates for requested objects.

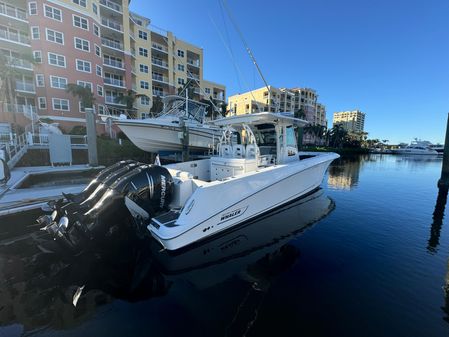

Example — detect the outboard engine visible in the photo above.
[39,163,174,253]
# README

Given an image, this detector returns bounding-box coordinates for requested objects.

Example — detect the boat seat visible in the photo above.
[233,144,245,158]
[220,144,233,157]
[246,144,257,159]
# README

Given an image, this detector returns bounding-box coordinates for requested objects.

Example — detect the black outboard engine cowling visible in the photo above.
[41,164,174,253]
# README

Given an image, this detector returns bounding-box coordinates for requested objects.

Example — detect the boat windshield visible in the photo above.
[253,124,276,155]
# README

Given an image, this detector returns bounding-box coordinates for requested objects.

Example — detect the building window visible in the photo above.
[33,50,42,63]
[74,37,90,51]
[95,44,101,57]
[50,76,67,89]
[76,59,91,73]
[92,3,97,14]
[31,27,40,40]
[138,47,148,57]
[93,24,99,36]
[97,85,103,96]
[139,64,148,73]
[138,30,147,40]
[77,80,92,91]
[96,65,102,77]
[48,52,66,67]
[46,29,64,45]
[177,50,184,58]
[98,105,104,115]
[205,88,210,94]
[73,15,88,30]
[140,96,150,105]
[35,74,44,87]
[177,64,184,71]
[52,98,69,111]
[140,81,149,89]
[38,97,46,109]
[72,0,86,7]
[178,78,185,85]
[44,5,62,21]
[29,2,37,15]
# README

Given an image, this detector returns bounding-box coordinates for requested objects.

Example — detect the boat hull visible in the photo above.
[115,120,222,153]
[149,153,338,250]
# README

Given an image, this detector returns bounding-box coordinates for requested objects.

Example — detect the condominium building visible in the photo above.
[333,109,365,133]
[0,0,225,132]
[227,85,327,128]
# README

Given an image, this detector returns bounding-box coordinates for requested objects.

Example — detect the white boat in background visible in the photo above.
[393,140,439,155]
[114,95,222,153]
[429,144,444,154]
[147,112,339,250]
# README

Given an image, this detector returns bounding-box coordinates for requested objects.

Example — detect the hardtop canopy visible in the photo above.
[212,112,309,128]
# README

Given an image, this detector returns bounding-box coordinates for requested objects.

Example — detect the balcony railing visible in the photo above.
[101,17,123,32]
[152,90,166,97]
[104,77,125,87]
[187,59,200,67]
[103,58,124,69]
[0,3,27,21]
[151,42,168,53]
[151,58,168,68]
[105,96,125,105]
[99,0,122,12]
[101,38,123,51]
[15,81,35,92]
[187,73,199,80]
[2,103,36,114]
[0,29,30,45]
[6,56,33,70]
[152,74,169,83]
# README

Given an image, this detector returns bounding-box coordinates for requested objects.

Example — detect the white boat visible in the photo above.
[147,112,339,250]
[393,140,439,155]
[114,95,222,153]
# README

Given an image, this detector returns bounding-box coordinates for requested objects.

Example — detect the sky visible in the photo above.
[130,0,449,144]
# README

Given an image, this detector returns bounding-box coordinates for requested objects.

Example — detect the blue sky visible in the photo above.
[130,0,449,144]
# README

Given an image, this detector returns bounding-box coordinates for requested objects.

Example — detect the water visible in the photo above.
[0,154,448,337]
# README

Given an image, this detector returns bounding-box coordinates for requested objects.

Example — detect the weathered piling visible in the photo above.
[86,108,98,167]
[438,113,449,188]
[180,119,190,162]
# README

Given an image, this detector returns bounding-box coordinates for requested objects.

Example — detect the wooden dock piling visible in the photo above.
[439,113,449,188]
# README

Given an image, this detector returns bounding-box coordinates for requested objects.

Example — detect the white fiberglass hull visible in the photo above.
[149,153,338,250]
[115,119,222,153]
[393,148,438,155]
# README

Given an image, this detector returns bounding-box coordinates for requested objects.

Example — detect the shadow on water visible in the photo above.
[428,186,449,253]
[0,189,334,335]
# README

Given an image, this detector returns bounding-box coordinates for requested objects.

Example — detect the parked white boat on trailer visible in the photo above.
[148,112,339,250]
[114,95,222,153]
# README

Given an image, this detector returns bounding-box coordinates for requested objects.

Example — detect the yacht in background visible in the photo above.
[114,95,222,154]
[393,140,439,155]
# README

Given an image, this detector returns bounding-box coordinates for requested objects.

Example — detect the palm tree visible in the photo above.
[114,90,147,118]
[328,124,348,148]
[150,95,163,115]
[66,83,97,165]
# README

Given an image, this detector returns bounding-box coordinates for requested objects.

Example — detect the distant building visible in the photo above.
[333,110,365,133]
[227,86,327,128]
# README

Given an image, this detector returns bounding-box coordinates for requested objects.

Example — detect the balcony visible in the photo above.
[152,90,166,97]
[105,95,125,105]
[152,74,169,84]
[15,81,35,93]
[130,47,136,58]
[151,58,168,68]
[187,73,199,80]
[3,103,36,114]
[213,94,225,101]
[0,3,27,22]
[101,38,124,51]
[151,42,168,53]
[6,56,33,70]
[187,58,200,67]
[104,77,125,88]
[0,28,30,46]
[101,17,123,33]
[103,58,124,69]
[99,0,122,13]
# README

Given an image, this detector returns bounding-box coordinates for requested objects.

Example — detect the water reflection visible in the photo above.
[327,155,368,190]
[0,189,334,335]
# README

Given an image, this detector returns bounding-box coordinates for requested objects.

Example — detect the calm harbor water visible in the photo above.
[0,154,448,337]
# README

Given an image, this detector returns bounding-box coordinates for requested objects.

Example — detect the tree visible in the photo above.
[114,90,146,118]
[328,124,348,148]
[150,95,163,115]
[66,83,97,165]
